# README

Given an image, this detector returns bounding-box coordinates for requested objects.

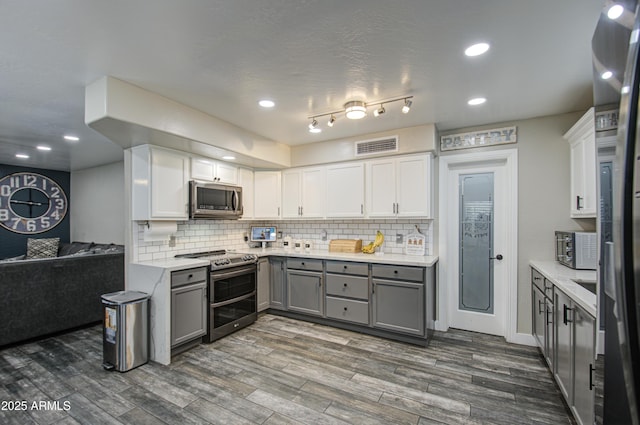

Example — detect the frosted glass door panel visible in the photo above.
[459,173,494,314]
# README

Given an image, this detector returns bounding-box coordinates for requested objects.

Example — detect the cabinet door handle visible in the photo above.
[563,304,573,325]
[538,300,544,314]
[396,203,399,214]
[343,283,348,287]
[372,283,375,294]
[361,204,364,214]
[589,363,595,390]
[576,196,583,210]
[344,306,348,311]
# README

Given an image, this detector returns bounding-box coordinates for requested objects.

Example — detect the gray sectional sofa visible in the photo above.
[0,242,125,347]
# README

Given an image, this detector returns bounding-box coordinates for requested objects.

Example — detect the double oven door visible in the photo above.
[207,264,257,342]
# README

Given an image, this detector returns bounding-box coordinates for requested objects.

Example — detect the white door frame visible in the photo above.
[438,148,519,342]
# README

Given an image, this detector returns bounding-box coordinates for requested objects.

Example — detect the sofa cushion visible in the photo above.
[58,241,94,257]
[0,254,26,263]
[26,238,60,259]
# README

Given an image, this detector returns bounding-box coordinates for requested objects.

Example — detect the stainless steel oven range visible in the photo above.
[175,250,258,342]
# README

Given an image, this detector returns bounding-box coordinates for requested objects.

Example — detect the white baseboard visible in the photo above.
[434,320,448,332]
[507,332,537,346]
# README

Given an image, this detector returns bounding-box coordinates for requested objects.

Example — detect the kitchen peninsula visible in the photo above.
[130,248,437,365]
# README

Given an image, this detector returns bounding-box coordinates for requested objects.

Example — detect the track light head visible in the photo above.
[308,118,321,133]
[402,99,412,114]
[373,104,385,117]
[327,115,336,127]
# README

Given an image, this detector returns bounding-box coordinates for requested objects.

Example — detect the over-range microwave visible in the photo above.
[189,181,243,219]
[555,231,597,270]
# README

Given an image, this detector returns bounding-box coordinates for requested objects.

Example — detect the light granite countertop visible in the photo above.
[529,260,597,317]
[132,249,438,269]
[232,247,438,267]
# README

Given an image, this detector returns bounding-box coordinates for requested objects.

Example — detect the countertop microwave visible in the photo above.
[189,181,243,219]
[555,230,597,270]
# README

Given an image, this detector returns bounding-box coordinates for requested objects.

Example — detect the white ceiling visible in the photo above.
[0,0,605,171]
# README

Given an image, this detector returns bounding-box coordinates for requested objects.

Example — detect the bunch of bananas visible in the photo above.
[362,230,384,254]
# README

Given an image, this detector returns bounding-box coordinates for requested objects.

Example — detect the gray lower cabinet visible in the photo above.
[532,268,554,372]
[170,267,207,348]
[532,284,546,349]
[269,257,286,310]
[555,288,573,402]
[325,260,370,325]
[287,268,323,316]
[257,258,270,312]
[372,265,425,336]
[573,304,595,425]
[553,285,596,425]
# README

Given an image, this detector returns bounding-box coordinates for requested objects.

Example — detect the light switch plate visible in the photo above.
[396,234,403,243]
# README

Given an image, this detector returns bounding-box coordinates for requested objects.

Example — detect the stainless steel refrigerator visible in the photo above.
[606,3,640,423]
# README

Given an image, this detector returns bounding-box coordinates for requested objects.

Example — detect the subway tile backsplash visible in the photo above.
[134,219,433,262]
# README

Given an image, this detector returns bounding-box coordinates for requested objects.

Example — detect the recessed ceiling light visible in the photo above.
[64,135,79,141]
[468,97,487,106]
[258,100,275,108]
[37,145,51,151]
[607,4,624,20]
[16,154,29,159]
[601,70,613,80]
[222,155,236,160]
[465,42,490,57]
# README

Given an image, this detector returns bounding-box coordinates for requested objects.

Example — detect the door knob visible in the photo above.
[490,254,503,260]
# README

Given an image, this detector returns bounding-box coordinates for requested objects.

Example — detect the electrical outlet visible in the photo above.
[169,235,176,247]
[396,234,403,244]
[321,230,327,241]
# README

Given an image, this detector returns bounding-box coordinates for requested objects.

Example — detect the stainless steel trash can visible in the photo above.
[101,290,150,372]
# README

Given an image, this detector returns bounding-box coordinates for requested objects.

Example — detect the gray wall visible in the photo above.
[441,111,596,333]
[70,161,125,244]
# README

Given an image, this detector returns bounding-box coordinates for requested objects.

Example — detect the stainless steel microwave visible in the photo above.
[189,181,243,219]
[555,231,597,270]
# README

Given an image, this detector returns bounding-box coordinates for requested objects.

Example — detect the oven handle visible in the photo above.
[212,290,256,308]
[210,265,257,280]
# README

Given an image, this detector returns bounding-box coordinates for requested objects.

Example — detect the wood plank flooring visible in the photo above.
[0,314,577,424]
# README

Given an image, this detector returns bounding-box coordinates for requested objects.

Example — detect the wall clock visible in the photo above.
[0,172,68,234]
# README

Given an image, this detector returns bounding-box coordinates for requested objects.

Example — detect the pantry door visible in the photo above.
[439,149,517,339]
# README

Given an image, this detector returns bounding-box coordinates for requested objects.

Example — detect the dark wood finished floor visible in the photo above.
[0,314,578,425]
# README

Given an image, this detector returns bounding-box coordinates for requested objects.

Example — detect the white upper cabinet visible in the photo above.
[254,171,281,219]
[131,145,189,220]
[366,153,432,218]
[237,168,254,219]
[190,157,237,184]
[326,162,365,218]
[282,167,326,218]
[564,109,597,218]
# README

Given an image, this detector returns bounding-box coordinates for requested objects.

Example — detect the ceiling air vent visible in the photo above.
[355,136,398,157]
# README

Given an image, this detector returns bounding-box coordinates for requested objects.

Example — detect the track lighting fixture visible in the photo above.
[373,104,386,117]
[402,98,412,114]
[307,95,413,132]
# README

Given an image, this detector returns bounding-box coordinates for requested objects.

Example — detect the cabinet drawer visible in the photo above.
[326,274,369,299]
[287,258,323,272]
[171,267,208,287]
[531,268,544,290]
[371,264,423,282]
[326,296,369,325]
[326,261,368,276]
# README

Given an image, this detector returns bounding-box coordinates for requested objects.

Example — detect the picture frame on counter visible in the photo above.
[440,126,517,151]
